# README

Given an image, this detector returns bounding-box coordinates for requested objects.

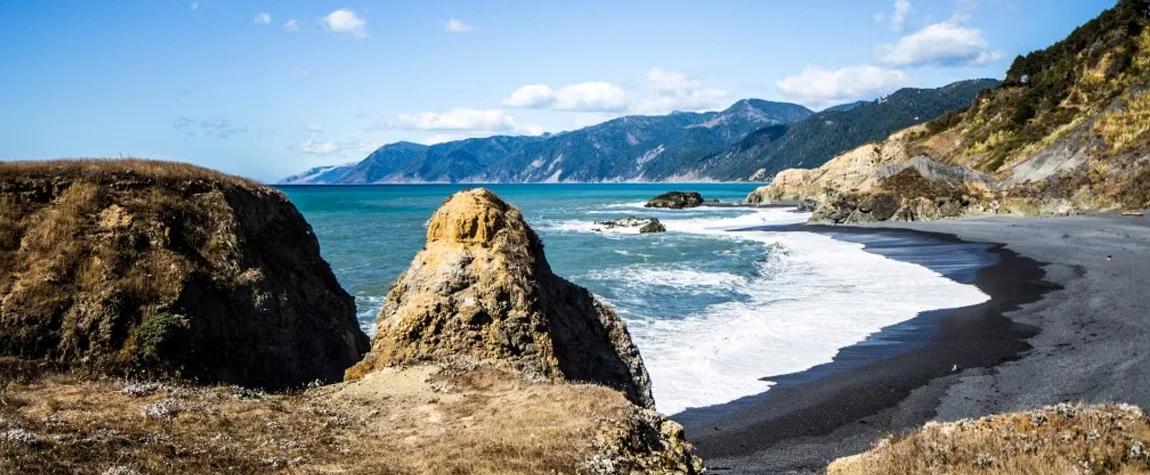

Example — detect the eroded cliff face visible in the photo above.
[347,188,654,409]
[0,160,369,389]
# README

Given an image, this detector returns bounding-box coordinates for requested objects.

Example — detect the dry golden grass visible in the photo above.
[0,158,263,189]
[0,359,692,474]
[829,403,1150,475]
[1095,90,1150,154]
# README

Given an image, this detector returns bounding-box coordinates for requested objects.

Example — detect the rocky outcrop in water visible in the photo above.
[0,160,369,389]
[593,216,667,233]
[347,188,655,409]
[646,191,704,209]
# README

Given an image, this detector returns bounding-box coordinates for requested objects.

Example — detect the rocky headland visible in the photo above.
[0,163,702,474]
[747,0,1150,224]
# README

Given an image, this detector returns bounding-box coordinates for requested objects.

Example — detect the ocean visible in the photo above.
[278,184,988,415]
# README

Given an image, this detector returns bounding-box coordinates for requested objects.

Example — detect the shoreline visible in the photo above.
[677,221,1059,473]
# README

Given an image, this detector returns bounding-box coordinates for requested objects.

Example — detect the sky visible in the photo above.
[0,0,1116,181]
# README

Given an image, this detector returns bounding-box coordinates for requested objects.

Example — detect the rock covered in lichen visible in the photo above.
[828,402,1150,475]
[346,188,655,409]
[585,407,705,474]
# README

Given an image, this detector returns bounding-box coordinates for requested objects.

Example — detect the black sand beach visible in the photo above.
[679,213,1150,474]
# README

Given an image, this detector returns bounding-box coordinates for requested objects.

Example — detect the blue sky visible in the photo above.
[0,0,1115,181]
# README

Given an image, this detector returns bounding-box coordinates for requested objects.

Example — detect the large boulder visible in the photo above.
[347,188,655,408]
[645,191,704,209]
[0,159,369,389]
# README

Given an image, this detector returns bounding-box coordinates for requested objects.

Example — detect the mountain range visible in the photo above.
[281,81,998,184]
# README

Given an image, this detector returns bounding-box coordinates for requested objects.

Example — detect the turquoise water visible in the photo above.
[278,184,989,415]
[280,183,764,326]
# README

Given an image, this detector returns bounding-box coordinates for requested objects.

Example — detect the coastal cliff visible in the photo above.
[0,159,368,388]
[748,0,1150,224]
[0,169,701,474]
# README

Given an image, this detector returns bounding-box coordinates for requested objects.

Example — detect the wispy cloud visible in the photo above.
[254,12,271,24]
[283,19,299,32]
[890,0,911,31]
[322,10,367,38]
[174,116,248,139]
[385,108,541,136]
[445,18,473,33]
[190,1,199,11]
[298,139,377,156]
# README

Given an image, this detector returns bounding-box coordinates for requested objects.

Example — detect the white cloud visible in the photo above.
[631,68,729,115]
[322,9,367,38]
[503,82,627,111]
[776,65,911,109]
[445,18,473,32]
[504,85,556,108]
[284,19,299,32]
[555,82,627,111]
[254,12,271,24]
[306,124,323,134]
[876,22,1001,67]
[388,108,540,135]
[299,139,339,155]
[298,138,378,156]
[190,1,199,11]
[503,69,725,115]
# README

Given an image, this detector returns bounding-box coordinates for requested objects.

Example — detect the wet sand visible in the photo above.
[679,212,1150,474]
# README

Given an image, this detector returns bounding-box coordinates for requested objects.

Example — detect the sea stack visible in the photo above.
[347,188,655,409]
[0,160,369,389]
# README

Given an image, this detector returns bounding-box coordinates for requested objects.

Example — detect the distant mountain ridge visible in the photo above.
[693,79,1002,181]
[281,81,995,184]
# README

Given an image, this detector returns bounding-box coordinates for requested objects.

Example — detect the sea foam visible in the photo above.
[566,207,990,415]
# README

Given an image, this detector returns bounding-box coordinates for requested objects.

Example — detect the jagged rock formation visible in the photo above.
[749,0,1150,223]
[347,188,655,409]
[646,191,704,209]
[0,159,369,389]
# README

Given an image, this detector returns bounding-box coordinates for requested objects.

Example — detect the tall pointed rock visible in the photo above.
[347,188,655,408]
